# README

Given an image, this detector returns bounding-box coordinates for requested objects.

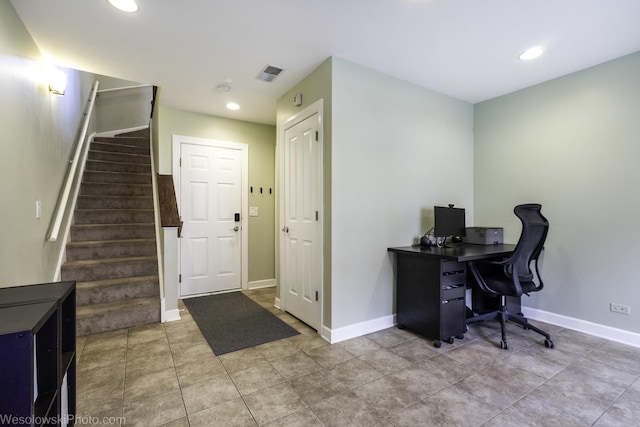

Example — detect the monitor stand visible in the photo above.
[440,236,464,248]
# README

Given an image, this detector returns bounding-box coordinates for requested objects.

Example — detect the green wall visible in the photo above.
[277,58,333,325]
[474,52,640,334]
[329,58,474,330]
[277,57,474,333]
[0,1,96,286]
[156,106,277,283]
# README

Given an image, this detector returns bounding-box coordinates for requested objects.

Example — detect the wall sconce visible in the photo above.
[49,67,67,95]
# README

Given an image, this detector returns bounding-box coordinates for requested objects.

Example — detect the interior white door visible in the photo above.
[282,113,321,330]
[180,143,242,296]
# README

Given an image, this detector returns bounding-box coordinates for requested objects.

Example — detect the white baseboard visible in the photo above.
[247,279,276,290]
[522,307,640,348]
[161,298,181,323]
[96,125,149,137]
[315,307,639,348]
[274,297,282,310]
[163,309,181,323]
[322,314,396,344]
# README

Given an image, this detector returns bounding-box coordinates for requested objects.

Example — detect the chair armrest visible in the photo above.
[468,261,499,295]
[509,264,524,296]
[533,258,545,291]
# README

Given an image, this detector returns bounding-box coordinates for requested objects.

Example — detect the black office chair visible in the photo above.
[466,204,554,350]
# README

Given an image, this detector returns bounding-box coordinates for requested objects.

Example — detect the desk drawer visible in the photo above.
[442,284,465,301]
[441,297,465,338]
[441,272,465,287]
[442,260,465,275]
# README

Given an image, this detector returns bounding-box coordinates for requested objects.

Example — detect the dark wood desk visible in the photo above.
[388,244,516,347]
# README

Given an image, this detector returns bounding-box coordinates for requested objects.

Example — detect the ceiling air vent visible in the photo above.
[256,65,284,82]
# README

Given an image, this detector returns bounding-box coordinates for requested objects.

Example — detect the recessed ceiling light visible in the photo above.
[108,0,139,13]
[519,46,544,61]
[226,102,240,111]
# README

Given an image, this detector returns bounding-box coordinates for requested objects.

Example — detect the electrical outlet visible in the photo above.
[610,303,631,315]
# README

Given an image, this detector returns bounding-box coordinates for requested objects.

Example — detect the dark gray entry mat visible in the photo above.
[182,291,300,355]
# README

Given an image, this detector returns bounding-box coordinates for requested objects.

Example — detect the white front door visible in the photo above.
[281,112,322,330]
[180,143,242,296]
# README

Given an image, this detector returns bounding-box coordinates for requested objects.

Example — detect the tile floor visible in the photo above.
[75,287,640,426]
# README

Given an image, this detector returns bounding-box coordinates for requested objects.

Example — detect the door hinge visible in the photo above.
[315,131,318,141]
[315,291,319,301]
[179,274,182,283]
[315,210,319,221]
[179,158,182,167]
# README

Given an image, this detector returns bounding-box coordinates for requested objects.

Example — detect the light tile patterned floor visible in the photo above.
[75,287,640,426]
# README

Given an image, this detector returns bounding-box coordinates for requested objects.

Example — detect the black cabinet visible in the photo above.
[390,244,517,348]
[394,253,466,347]
[0,281,76,427]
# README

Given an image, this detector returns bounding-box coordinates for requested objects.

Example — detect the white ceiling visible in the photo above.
[11,0,640,125]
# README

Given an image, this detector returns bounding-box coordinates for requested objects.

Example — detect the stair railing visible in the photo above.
[47,80,100,242]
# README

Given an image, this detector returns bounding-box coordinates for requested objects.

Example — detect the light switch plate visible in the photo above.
[249,206,259,217]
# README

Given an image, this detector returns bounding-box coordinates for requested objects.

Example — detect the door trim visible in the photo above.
[277,99,324,330]
[172,134,249,294]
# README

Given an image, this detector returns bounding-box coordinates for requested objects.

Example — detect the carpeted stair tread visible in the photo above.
[76,275,159,306]
[82,170,151,184]
[70,223,155,241]
[77,275,159,292]
[74,208,154,224]
[93,136,150,148]
[88,149,151,164]
[80,182,152,197]
[76,296,160,336]
[66,237,156,247]
[86,159,151,174]
[115,128,149,138]
[77,195,153,209]
[61,256,158,282]
[77,296,159,316]
[65,238,157,261]
[91,141,150,156]
[62,255,157,268]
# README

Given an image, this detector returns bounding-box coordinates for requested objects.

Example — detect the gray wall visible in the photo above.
[0,1,96,286]
[474,52,640,334]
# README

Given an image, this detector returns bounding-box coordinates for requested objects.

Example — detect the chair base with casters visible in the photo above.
[466,295,554,350]
[466,203,554,350]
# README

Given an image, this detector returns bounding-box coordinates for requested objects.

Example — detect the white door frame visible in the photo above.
[172,134,249,294]
[277,99,324,329]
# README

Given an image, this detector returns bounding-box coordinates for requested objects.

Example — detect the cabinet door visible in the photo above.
[0,331,33,418]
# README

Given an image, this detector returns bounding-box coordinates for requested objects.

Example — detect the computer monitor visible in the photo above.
[434,205,466,238]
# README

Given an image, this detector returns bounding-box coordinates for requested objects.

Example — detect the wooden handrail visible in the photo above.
[47,80,100,242]
[157,174,182,236]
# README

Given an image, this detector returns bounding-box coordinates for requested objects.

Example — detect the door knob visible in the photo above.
[282,226,289,233]
[233,226,239,231]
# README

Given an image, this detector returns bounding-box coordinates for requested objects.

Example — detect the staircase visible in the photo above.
[61,128,160,336]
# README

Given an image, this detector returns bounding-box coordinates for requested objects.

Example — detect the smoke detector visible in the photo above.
[216,83,231,93]
[256,65,284,82]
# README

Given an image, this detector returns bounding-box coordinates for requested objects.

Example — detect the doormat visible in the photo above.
[182,291,300,355]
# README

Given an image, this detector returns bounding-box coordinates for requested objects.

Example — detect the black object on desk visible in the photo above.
[388,244,516,347]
